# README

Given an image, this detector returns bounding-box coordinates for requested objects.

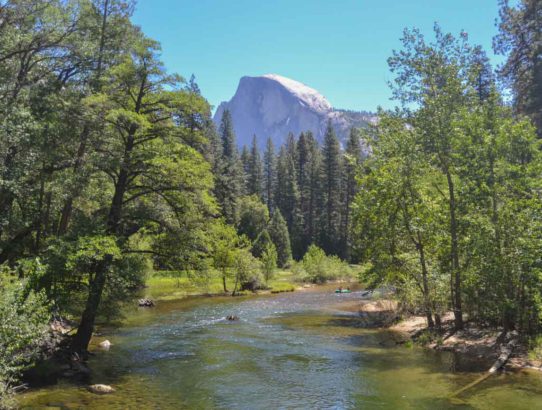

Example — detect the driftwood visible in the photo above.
[448,332,518,402]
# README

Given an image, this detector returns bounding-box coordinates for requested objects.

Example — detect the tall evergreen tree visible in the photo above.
[216,110,242,224]
[240,144,250,194]
[494,0,542,136]
[296,131,322,255]
[247,135,263,198]
[320,121,343,255]
[341,127,362,260]
[306,132,323,249]
[268,209,292,268]
[275,134,302,256]
[263,137,276,211]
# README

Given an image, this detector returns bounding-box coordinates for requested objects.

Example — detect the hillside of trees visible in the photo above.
[0,0,541,405]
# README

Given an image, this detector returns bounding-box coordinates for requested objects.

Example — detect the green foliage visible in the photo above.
[354,25,542,333]
[234,248,263,292]
[268,210,292,268]
[0,271,50,407]
[299,245,355,284]
[247,135,264,198]
[528,335,542,361]
[494,0,542,136]
[237,195,270,242]
[260,242,278,283]
[209,222,241,292]
[320,120,343,255]
[215,110,243,225]
[252,229,273,258]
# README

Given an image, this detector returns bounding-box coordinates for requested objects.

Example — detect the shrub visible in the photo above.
[234,249,263,292]
[260,243,278,283]
[300,245,355,283]
[0,271,51,408]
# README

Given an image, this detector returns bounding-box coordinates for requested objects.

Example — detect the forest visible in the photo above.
[1,0,541,407]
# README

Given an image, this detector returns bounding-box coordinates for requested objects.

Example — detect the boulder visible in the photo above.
[88,384,115,394]
[98,340,112,350]
[138,298,154,307]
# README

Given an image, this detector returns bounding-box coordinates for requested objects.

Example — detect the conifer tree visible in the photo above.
[320,121,343,255]
[268,209,292,267]
[341,127,362,260]
[296,131,322,255]
[251,228,273,258]
[263,137,276,211]
[275,135,302,256]
[306,132,323,249]
[216,110,242,224]
[240,145,250,194]
[247,135,263,198]
[494,0,542,136]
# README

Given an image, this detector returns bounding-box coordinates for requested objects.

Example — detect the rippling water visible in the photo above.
[21,288,542,409]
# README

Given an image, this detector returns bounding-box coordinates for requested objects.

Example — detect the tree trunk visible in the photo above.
[71,256,111,353]
[222,274,228,293]
[418,237,434,329]
[446,169,463,330]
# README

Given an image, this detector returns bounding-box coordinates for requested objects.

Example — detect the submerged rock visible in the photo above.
[226,315,239,321]
[88,384,115,394]
[98,340,112,350]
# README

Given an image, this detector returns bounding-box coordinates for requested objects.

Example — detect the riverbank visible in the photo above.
[390,313,542,372]
[18,286,542,409]
[325,295,542,372]
[143,270,298,301]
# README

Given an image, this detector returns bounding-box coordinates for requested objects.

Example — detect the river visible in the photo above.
[21,287,542,409]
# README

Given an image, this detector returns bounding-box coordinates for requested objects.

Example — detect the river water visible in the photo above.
[21,287,542,409]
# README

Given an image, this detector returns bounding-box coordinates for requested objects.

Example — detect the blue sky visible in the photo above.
[132,0,504,113]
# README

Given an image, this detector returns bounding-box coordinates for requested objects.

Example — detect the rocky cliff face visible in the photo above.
[213,74,373,149]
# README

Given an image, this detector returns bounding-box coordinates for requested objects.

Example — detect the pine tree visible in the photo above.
[252,228,273,258]
[247,135,263,198]
[296,131,322,255]
[216,110,242,224]
[275,134,302,256]
[240,144,250,194]
[263,137,276,211]
[494,0,542,136]
[320,120,343,255]
[306,132,323,249]
[268,209,292,267]
[341,128,362,260]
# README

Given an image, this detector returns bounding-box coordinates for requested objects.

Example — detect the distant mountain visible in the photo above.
[213,74,375,149]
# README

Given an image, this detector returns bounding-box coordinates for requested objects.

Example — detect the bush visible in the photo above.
[529,335,542,361]
[299,245,355,283]
[260,243,278,283]
[0,271,51,408]
[234,249,263,292]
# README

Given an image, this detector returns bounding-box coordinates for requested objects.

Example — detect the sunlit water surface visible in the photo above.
[20,288,542,409]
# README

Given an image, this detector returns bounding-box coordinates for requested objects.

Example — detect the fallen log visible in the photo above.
[448,332,518,401]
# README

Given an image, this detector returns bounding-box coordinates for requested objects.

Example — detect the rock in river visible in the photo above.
[138,298,154,307]
[88,384,115,394]
[98,340,111,350]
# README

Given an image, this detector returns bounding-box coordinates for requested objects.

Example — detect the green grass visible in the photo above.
[267,270,296,293]
[145,269,297,300]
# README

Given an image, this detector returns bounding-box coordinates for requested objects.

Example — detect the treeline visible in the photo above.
[0,0,241,395]
[354,18,542,335]
[214,111,364,261]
